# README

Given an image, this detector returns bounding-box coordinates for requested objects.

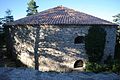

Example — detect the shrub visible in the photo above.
[85,60,120,73]
[85,26,106,62]
[109,60,120,73]
[114,43,120,60]
[85,62,105,73]
[104,55,120,73]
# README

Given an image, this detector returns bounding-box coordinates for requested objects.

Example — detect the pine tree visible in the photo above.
[0,9,14,53]
[26,0,39,16]
[4,9,14,23]
[0,9,14,29]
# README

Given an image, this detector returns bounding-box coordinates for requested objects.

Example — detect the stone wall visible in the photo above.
[103,27,117,60]
[11,25,116,72]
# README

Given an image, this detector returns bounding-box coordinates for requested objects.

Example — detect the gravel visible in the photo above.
[0,68,120,80]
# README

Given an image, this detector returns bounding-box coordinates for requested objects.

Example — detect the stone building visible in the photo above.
[5,6,118,72]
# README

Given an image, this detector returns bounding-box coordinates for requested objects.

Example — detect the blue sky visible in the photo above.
[0,0,120,22]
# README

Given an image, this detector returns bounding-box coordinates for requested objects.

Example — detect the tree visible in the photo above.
[0,9,14,51]
[113,14,120,44]
[0,9,14,35]
[85,26,106,62]
[113,14,120,59]
[0,18,4,28]
[0,9,14,33]
[0,9,14,25]
[26,0,39,70]
[26,0,39,16]
[113,14,120,24]
[4,9,14,23]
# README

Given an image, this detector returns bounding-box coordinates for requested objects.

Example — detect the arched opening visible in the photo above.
[74,60,83,68]
[74,36,85,44]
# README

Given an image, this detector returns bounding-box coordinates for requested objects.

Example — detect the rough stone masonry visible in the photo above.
[11,25,116,72]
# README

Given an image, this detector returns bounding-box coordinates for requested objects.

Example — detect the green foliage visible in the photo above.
[111,63,120,73]
[113,14,120,24]
[0,32,6,47]
[26,0,39,16]
[115,43,120,60]
[5,9,14,22]
[0,9,14,25]
[85,26,106,62]
[85,62,105,73]
[104,56,120,73]
[85,60,120,73]
[0,9,14,47]
[113,13,120,61]
[0,10,14,34]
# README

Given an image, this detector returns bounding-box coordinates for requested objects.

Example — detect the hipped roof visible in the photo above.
[7,6,118,26]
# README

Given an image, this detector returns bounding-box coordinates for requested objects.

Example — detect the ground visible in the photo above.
[0,68,120,80]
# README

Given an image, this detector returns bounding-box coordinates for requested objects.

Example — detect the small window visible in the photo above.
[74,60,83,68]
[74,36,85,44]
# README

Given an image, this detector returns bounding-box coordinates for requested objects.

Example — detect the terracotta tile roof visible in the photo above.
[8,6,117,26]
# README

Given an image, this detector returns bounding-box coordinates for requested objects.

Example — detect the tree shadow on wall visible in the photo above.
[7,25,87,71]
[40,25,87,59]
[37,25,87,71]
[9,25,40,69]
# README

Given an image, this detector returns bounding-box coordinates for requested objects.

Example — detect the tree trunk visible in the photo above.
[34,26,40,70]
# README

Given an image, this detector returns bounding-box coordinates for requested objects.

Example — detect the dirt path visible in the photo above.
[0,68,120,80]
